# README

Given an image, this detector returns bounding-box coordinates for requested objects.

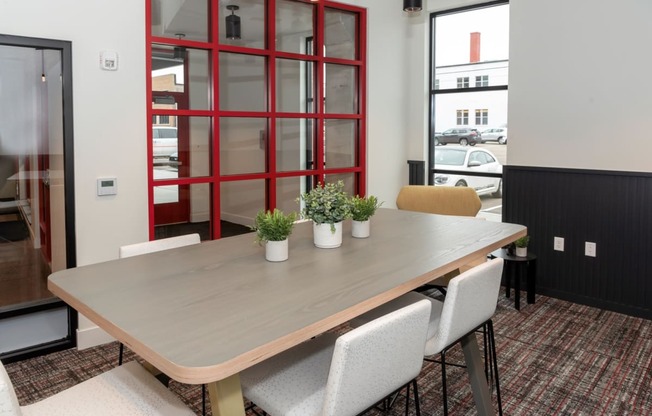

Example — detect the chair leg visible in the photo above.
[488,320,504,416]
[405,381,411,416]
[118,342,124,366]
[441,350,448,416]
[412,380,421,416]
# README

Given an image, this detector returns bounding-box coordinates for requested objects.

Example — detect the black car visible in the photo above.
[434,128,480,146]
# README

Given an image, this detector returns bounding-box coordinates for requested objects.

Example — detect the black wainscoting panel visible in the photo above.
[503,166,652,319]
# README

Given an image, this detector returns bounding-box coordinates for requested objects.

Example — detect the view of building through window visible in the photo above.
[430,2,509,220]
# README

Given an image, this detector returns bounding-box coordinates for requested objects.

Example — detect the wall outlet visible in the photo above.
[585,242,597,257]
[554,236,564,251]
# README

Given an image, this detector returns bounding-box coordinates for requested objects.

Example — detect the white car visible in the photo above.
[480,127,507,144]
[152,126,178,157]
[433,146,502,197]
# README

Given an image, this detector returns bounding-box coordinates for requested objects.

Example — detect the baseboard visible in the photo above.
[221,211,252,227]
[76,325,115,350]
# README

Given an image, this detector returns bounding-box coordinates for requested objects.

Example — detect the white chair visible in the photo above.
[117,233,201,365]
[118,233,202,411]
[351,258,504,416]
[0,360,195,416]
[240,299,432,416]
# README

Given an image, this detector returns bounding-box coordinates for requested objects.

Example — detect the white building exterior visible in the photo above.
[433,59,509,134]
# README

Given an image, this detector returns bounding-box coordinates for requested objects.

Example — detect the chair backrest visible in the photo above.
[428,258,504,355]
[0,362,22,416]
[396,185,481,217]
[322,299,431,416]
[119,233,201,258]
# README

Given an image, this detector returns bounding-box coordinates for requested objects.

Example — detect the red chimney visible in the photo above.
[470,32,481,63]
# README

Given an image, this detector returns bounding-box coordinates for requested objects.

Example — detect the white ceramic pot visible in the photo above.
[265,239,289,262]
[313,221,343,248]
[352,220,370,238]
[515,246,527,257]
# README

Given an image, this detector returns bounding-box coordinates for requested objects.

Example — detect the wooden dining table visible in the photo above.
[48,208,526,416]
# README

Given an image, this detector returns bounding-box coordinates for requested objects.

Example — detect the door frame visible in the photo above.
[0,34,77,363]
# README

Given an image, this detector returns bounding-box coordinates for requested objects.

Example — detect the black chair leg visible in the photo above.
[118,342,124,366]
[488,320,503,416]
[412,380,421,416]
[441,350,448,416]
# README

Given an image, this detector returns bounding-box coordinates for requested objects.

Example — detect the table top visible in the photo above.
[48,208,525,384]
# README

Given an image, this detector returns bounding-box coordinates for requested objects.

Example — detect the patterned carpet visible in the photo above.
[4,293,651,415]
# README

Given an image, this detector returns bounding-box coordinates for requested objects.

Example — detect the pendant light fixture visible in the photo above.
[403,0,422,12]
[226,5,241,40]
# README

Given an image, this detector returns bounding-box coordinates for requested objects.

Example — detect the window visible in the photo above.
[475,75,488,87]
[457,110,469,125]
[429,2,509,217]
[475,109,488,125]
[147,0,367,240]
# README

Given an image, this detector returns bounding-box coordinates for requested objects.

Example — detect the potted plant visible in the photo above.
[299,181,351,248]
[251,209,297,262]
[349,195,383,238]
[514,235,530,257]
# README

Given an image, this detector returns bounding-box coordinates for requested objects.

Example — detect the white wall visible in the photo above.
[508,0,652,172]
[0,0,149,268]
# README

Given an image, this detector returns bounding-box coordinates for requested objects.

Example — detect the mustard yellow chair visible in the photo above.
[396,185,485,289]
[396,185,481,217]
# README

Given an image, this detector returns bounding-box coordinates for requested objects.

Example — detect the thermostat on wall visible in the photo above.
[97,178,117,196]
[100,51,118,71]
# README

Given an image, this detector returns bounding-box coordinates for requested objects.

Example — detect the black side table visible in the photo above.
[490,249,537,310]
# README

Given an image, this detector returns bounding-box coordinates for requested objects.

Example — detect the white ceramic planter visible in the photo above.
[313,221,343,248]
[352,220,370,238]
[265,239,289,262]
[515,246,527,257]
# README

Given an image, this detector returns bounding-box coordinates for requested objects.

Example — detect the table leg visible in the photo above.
[207,374,246,416]
[514,262,521,310]
[461,333,495,416]
[527,259,536,304]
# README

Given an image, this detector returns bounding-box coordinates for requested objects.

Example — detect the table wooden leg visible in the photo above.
[207,374,246,416]
[461,333,496,416]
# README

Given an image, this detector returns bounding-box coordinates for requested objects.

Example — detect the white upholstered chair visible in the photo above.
[118,233,202,412]
[240,299,432,416]
[117,233,201,365]
[0,361,194,416]
[351,258,504,416]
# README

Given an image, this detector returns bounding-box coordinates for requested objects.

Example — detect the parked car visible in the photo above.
[433,146,502,197]
[434,128,480,146]
[481,127,508,144]
[152,126,178,158]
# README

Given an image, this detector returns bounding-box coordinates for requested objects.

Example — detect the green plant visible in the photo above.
[250,209,297,244]
[515,235,530,248]
[350,195,383,221]
[298,181,351,232]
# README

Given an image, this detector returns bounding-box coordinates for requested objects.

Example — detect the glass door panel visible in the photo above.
[276,118,315,172]
[154,183,211,241]
[150,0,209,42]
[220,117,267,175]
[152,45,210,111]
[324,119,356,168]
[276,0,314,54]
[324,8,357,60]
[220,180,265,232]
[219,0,266,49]
[219,53,267,111]
[276,59,315,113]
[324,64,357,114]
[276,176,305,214]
